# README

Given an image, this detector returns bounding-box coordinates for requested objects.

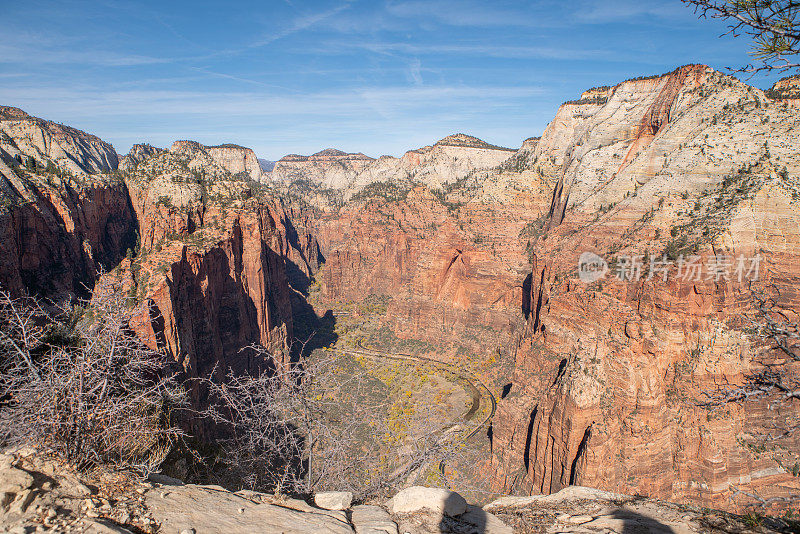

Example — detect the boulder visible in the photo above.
[350,505,398,534]
[460,506,514,534]
[386,486,467,517]
[85,519,136,533]
[314,491,353,511]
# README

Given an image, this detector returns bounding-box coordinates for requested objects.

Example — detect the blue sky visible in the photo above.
[0,0,788,160]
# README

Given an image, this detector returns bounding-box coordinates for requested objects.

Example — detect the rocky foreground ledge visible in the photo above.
[0,450,795,533]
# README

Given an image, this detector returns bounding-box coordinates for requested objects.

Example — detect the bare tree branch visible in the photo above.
[682,0,800,74]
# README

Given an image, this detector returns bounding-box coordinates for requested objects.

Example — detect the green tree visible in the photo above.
[683,0,800,74]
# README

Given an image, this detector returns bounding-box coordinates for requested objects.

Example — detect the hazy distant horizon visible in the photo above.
[0,0,788,160]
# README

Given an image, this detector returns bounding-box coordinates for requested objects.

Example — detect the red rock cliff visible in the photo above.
[490,66,800,511]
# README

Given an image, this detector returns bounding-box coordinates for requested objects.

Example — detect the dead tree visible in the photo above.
[703,287,800,407]
[699,286,800,509]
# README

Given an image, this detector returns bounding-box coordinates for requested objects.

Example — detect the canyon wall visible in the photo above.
[0,114,318,404]
[311,172,548,364]
[117,140,320,379]
[489,65,800,511]
[0,114,135,299]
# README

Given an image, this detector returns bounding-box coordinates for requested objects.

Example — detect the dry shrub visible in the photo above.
[203,347,454,498]
[0,277,187,475]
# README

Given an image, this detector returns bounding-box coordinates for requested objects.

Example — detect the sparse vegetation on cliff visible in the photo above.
[662,161,770,259]
[351,180,412,203]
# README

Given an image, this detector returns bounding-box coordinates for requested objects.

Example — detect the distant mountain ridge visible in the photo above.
[268,133,516,195]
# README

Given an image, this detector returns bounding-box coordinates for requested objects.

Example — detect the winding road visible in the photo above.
[325,341,496,441]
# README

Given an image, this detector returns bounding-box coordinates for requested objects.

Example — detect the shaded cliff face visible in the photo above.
[0,116,135,299]
[118,141,320,379]
[0,111,319,410]
[489,65,800,511]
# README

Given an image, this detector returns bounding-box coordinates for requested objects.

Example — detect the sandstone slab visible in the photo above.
[146,483,353,534]
[350,504,398,534]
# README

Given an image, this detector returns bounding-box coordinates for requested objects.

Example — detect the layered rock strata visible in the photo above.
[489,65,800,511]
[0,106,118,174]
[272,134,516,202]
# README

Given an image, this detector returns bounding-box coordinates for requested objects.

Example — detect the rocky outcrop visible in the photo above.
[170,140,262,182]
[205,143,263,182]
[387,486,467,517]
[119,143,163,172]
[270,148,375,189]
[118,142,320,387]
[385,134,515,190]
[0,449,142,533]
[146,482,354,534]
[580,86,613,101]
[0,107,133,300]
[768,74,800,106]
[3,451,790,534]
[485,485,794,533]
[489,65,800,511]
[314,491,353,511]
[0,106,118,174]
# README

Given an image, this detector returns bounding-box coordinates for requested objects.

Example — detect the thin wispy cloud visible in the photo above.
[189,67,299,92]
[0,83,543,118]
[574,0,686,23]
[0,0,785,159]
[385,0,547,28]
[248,2,354,49]
[326,42,611,61]
[0,45,171,67]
